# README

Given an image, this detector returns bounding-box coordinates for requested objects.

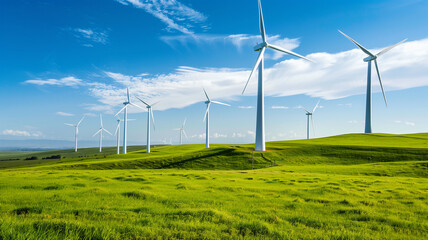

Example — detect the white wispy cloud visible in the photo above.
[73,28,108,46]
[395,120,416,126]
[231,132,246,138]
[56,112,74,117]
[272,106,289,109]
[116,0,207,35]
[2,129,43,137]
[238,106,255,109]
[24,77,84,87]
[161,34,300,59]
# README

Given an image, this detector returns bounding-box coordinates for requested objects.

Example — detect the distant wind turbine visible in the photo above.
[114,117,135,155]
[174,119,187,145]
[114,88,145,154]
[338,30,407,133]
[203,89,230,148]
[93,114,112,152]
[65,115,85,152]
[242,0,313,151]
[300,101,320,139]
[136,97,159,153]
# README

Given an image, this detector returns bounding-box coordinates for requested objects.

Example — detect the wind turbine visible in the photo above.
[338,30,407,133]
[174,119,187,145]
[65,115,85,152]
[203,89,230,148]
[114,117,135,155]
[135,97,159,153]
[300,101,320,139]
[242,0,313,151]
[93,114,112,152]
[114,88,145,154]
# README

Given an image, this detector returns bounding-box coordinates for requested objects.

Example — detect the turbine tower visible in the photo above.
[136,97,159,153]
[65,115,85,152]
[300,101,320,139]
[114,88,145,154]
[203,89,230,148]
[114,117,135,155]
[174,119,187,145]
[338,30,407,133]
[242,0,313,151]
[92,114,112,152]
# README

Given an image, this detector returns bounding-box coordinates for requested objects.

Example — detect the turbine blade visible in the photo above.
[267,44,314,62]
[311,115,315,137]
[258,0,267,42]
[211,101,231,107]
[114,122,120,136]
[183,129,188,139]
[127,88,130,102]
[183,118,187,128]
[312,100,320,113]
[299,106,310,113]
[64,123,74,127]
[135,96,149,106]
[376,39,407,57]
[93,129,102,137]
[130,102,146,111]
[115,105,127,117]
[100,114,103,128]
[173,128,181,131]
[203,103,211,122]
[242,47,266,94]
[151,101,161,107]
[103,128,112,135]
[77,115,85,126]
[374,60,388,107]
[203,88,210,101]
[338,30,374,57]
[151,109,156,131]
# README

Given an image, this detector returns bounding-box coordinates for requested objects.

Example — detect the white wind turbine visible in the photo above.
[65,115,85,152]
[135,97,159,153]
[93,114,112,152]
[203,89,230,148]
[114,117,135,155]
[242,0,313,151]
[338,30,407,133]
[114,88,145,154]
[174,119,187,145]
[300,101,320,139]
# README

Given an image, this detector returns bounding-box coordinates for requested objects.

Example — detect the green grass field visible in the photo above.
[0,133,427,239]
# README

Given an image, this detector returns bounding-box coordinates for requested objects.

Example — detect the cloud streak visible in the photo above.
[72,28,108,47]
[56,112,74,117]
[25,77,84,87]
[2,129,43,137]
[161,34,300,59]
[116,0,207,35]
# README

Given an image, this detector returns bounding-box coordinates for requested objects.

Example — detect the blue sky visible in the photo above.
[1,0,428,146]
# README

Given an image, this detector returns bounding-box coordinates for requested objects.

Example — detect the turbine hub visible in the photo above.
[205,101,210,104]
[363,55,377,62]
[254,42,267,51]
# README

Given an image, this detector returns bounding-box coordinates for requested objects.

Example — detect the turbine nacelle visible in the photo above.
[254,42,267,51]
[363,55,377,62]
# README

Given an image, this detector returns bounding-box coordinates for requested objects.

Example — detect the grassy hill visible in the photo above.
[0,133,427,239]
